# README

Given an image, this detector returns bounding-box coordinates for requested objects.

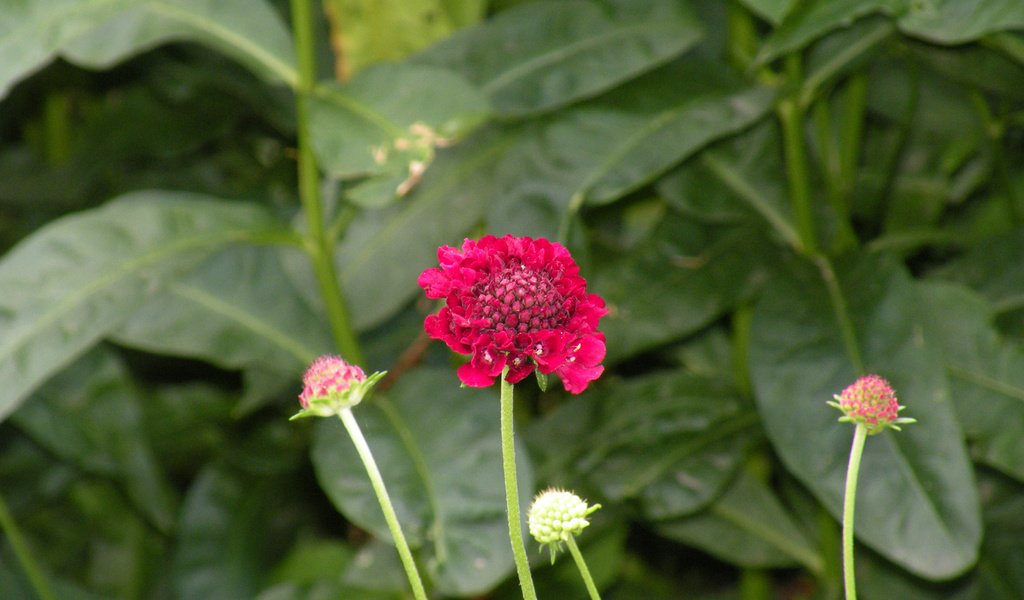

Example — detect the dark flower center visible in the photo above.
[472,261,569,334]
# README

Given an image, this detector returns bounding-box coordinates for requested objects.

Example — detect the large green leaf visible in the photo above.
[11,348,177,533]
[593,220,774,364]
[574,372,753,519]
[928,228,1024,313]
[311,368,530,596]
[308,62,490,192]
[899,0,1024,45]
[656,469,823,572]
[0,0,297,100]
[915,282,1024,482]
[0,191,278,422]
[749,253,981,579]
[414,0,704,116]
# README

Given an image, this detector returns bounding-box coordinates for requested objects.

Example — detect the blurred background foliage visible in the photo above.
[1,0,1023,598]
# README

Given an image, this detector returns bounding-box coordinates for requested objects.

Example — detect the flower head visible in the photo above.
[528,488,600,562]
[828,374,915,435]
[292,355,385,419]
[418,235,607,393]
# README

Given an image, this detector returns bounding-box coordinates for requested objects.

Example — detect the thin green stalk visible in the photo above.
[726,0,757,71]
[778,54,817,255]
[969,90,1022,225]
[290,0,363,364]
[739,569,772,600]
[838,73,867,209]
[500,371,538,600]
[565,536,601,600]
[0,491,56,600]
[338,408,428,600]
[842,424,868,600]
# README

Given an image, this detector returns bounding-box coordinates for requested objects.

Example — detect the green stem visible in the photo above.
[338,408,428,600]
[842,424,868,600]
[778,55,818,255]
[566,536,601,600]
[726,0,757,71]
[969,90,1022,225]
[0,491,56,600]
[290,0,363,364]
[500,371,538,600]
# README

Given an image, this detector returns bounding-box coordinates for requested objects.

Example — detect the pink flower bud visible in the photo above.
[829,374,915,434]
[293,355,384,420]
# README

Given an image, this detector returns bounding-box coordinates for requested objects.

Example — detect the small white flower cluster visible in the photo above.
[528,488,600,561]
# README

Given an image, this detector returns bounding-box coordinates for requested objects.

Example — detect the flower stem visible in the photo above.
[290,0,364,364]
[778,54,818,255]
[500,372,538,600]
[842,424,868,600]
[566,536,601,600]
[0,491,56,600]
[338,408,428,600]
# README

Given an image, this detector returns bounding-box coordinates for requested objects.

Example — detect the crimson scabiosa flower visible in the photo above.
[418,235,607,393]
[828,374,914,435]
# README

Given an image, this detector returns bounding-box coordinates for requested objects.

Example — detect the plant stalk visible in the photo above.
[778,54,818,255]
[290,0,363,364]
[500,371,538,600]
[0,491,56,600]
[842,424,869,600]
[338,408,428,600]
[566,536,601,600]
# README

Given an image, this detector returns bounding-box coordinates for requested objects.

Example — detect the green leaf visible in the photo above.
[308,62,490,188]
[928,228,1024,313]
[112,245,332,377]
[915,282,1024,481]
[593,220,774,364]
[899,0,1024,45]
[311,368,531,596]
[11,348,177,533]
[656,469,823,572]
[414,0,704,116]
[0,191,278,422]
[749,253,981,579]
[740,0,798,25]
[575,372,753,519]
[0,0,297,100]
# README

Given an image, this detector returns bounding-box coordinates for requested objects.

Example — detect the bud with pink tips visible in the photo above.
[292,354,385,419]
[828,374,915,435]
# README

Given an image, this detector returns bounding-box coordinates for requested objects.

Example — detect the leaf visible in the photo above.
[0,0,297,100]
[11,348,177,533]
[112,245,332,377]
[322,0,486,80]
[656,469,823,572]
[414,0,704,116]
[308,62,490,186]
[575,372,753,519]
[740,0,798,25]
[914,282,1024,481]
[593,220,774,364]
[898,0,1024,45]
[749,253,981,579]
[311,368,531,596]
[0,191,279,422]
[928,227,1024,313]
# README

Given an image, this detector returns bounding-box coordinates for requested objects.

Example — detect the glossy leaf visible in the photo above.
[575,372,753,519]
[0,191,278,422]
[656,469,823,572]
[415,0,704,116]
[749,254,981,579]
[311,368,530,596]
[0,0,297,100]
[915,282,1024,482]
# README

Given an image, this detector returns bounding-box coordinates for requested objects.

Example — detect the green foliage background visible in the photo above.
[1,0,1023,598]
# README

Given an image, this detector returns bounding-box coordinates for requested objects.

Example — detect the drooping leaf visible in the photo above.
[0,191,279,422]
[0,0,297,100]
[749,253,981,579]
[414,0,704,116]
[574,372,753,519]
[11,348,177,533]
[914,282,1024,482]
[656,469,823,572]
[311,368,530,596]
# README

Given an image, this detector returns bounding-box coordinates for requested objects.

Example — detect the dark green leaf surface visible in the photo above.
[749,254,981,579]
[898,0,1024,44]
[0,0,297,100]
[415,0,704,116]
[312,368,529,596]
[929,228,1024,313]
[656,469,823,572]
[0,192,278,422]
[915,282,1024,482]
